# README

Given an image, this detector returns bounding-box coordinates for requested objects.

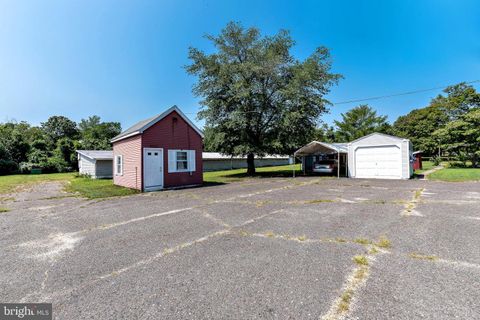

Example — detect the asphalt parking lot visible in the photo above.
[1,177,479,319]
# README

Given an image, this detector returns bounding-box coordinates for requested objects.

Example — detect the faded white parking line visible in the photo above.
[97,207,193,231]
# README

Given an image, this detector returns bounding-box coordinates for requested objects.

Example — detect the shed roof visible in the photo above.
[76,150,113,160]
[294,141,348,156]
[111,105,204,143]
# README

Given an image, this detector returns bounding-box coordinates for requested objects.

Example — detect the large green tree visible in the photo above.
[333,105,390,142]
[41,116,79,146]
[78,115,121,150]
[392,105,448,154]
[312,123,336,143]
[433,108,480,167]
[186,22,341,174]
[392,82,480,155]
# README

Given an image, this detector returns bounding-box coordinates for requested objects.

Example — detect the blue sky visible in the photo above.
[0,0,479,130]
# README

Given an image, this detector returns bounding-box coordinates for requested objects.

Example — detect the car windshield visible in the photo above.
[317,160,333,164]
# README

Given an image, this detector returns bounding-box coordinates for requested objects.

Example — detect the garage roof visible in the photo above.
[76,150,114,160]
[349,132,408,143]
[294,141,348,156]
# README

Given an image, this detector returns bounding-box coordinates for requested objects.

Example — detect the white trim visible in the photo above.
[76,150,113,161]
[111,106,204,143]
[349,132,409,144]
[110,131,141,143]
[168,149,196,173]
[115,155,123,176]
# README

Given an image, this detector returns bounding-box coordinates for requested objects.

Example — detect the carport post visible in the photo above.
[345,154,349,177]
[292,154,296,178]
[337,151,340,179]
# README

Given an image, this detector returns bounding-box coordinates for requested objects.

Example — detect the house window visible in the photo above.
[168,150,196,173]
[115,155,123,175]
[176,151,188,171]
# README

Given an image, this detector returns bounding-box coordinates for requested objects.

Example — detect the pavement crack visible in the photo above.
[401,188,425,216]
[321,242,389,320]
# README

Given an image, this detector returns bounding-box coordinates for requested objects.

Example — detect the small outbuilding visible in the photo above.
[412,151,423,171]
[77,150,114,179]
[111,106,203,191]
[347,133,413,179]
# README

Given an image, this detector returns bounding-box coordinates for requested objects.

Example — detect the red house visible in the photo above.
[111,106,203,191]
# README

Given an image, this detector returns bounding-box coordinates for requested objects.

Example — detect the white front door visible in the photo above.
[144,148,163,191]
[355,145,401,179]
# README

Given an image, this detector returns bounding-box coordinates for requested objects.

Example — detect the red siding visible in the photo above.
[113,135,142,190]
[142,111,203,188]
[413,153,423,171]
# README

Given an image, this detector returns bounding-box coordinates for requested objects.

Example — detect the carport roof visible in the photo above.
[294,141,348,156]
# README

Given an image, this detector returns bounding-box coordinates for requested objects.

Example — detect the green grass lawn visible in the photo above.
[0,172,74,194]
[1,164,300,199]
[203,164,301,184]
[414,161,435,174]
[66,177,140,199]
[427,167,480,182]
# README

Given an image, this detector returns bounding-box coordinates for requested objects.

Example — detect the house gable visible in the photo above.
[111,106,203,143]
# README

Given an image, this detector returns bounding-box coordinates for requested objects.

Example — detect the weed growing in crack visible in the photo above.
[238,230,250,237]
[369,247,379,255]
[0,208,9,213]
[353,266,368,280]
[305,199,335,204]
[354,238,371,245]
[353,255,369,266]
[338,289,353,312]
[297,235,307,242]
[255,200,270,207]
[265,231,275,238]
[376,236,391,249]
[409,253,438,261]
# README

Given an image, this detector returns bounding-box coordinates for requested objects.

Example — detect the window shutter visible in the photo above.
[168,150,176,173]
[188,150,196,172]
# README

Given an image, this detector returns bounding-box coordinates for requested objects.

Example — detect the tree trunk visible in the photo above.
[247,153,256,175]
[472,154,478,168]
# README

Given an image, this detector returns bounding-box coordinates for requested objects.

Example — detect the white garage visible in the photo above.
[347,133,413,179]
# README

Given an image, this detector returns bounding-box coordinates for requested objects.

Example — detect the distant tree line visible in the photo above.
[0,115,121,175]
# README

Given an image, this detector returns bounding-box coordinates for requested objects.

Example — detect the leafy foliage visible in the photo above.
[0,115,121,175]
[333,105,390,142]
[41,116,79,145]
[78,116,121,150]
[392,104,448,154]
[392,82,480,156]
[186,22,341,173]
[433,108,480,167]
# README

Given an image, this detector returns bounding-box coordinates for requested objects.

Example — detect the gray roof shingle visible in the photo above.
[76,150,113,160]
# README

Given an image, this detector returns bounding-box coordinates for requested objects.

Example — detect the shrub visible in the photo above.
[42,157,71,173]
[432,156,441,166]
[19,162,35,174]
[0,159,18,175]
[447,161,467,168]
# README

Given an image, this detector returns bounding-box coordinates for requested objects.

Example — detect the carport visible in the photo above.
[294,141,348,178]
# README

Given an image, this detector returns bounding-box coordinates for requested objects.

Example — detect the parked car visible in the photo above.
[312,160,337,174]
